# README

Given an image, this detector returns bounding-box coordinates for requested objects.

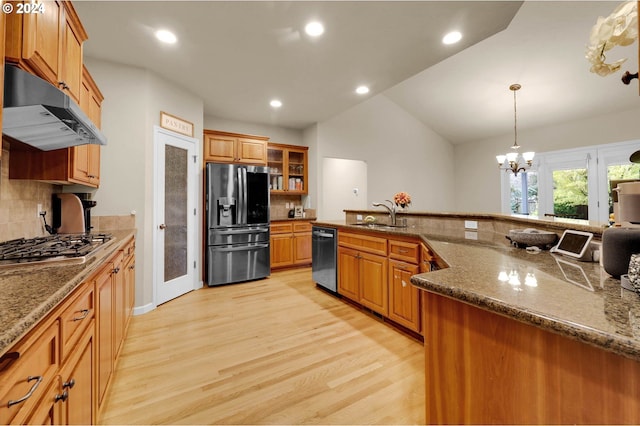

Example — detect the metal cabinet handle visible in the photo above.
[129,264,135,271]
[73,309,90,322]
[58,81,69,90]
[63,379,75,389]
[7,376,43,407]
[159,224,166,230]
[54,391,69,403]
[113,267,120,274]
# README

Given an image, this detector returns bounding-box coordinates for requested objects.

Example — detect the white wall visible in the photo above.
[455,106,640,213]
[312,94,455,218]
[322,158,368,221]
[303,124,319,210]
[84,57,204,310]
[204,115,304,146]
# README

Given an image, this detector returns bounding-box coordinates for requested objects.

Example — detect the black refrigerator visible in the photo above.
[206,163,270,286]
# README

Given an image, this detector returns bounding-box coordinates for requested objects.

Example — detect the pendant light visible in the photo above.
[496,84,534,176]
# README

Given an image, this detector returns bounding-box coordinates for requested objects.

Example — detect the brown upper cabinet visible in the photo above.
[5,0,87,104]
[267,143,308,194]
[203,130,269,165]
[5,1,104,187]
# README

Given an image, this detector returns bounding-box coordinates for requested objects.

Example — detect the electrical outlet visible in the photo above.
[37,204,42,218]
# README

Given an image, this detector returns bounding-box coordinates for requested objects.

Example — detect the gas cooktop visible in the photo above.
[0,233,113,266]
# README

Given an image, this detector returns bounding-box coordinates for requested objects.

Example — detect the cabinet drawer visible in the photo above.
[0,320,59,425]
[59,281,95,361]
[123,237,135,258]
[389,240,420,264]
[271,222,293,234]
[338,232,387,256]
[293,222,312,233]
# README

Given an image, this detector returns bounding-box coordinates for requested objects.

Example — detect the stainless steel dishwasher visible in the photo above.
[312,226,337,292]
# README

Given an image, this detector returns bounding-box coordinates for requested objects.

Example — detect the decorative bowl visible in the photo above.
[508,228,558,249]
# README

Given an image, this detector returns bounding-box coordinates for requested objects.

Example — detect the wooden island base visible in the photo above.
[422,291,640,425]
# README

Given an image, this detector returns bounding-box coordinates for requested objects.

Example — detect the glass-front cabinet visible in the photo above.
[267,143,308,194]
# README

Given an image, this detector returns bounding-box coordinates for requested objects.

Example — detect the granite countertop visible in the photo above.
[314,220,640,362]
[0,229,136,357]
[271,217,317,222]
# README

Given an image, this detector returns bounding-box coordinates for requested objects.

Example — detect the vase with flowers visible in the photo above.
[393,191,412,210]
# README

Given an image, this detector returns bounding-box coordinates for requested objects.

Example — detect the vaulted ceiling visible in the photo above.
[75,1,639,144]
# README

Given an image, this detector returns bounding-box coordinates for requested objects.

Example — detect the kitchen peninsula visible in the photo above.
[314,210,640,425]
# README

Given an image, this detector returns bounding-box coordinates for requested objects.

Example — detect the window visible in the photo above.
[552,168,589,219]
[508,171,538,215]
[501,140,639,223]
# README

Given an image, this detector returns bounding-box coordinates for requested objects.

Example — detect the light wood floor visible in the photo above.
[98,268,425,425]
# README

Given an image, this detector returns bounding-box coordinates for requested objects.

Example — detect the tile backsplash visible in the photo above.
[270,194,304,220]
[0,140,59,241]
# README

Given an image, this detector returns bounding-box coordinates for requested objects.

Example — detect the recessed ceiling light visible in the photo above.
[442,31,462,45]
[270,99,282,108]
[155,29,177,44]
[305,21,325,37]
[355,86,370,95]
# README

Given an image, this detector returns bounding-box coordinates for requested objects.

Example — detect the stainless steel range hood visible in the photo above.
[2,65,107,151]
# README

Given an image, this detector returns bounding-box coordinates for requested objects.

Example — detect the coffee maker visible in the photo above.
[52,193,97,234]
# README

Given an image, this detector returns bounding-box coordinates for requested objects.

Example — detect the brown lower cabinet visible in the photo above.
[388,260,420,332]
[338,246,388,315]
[422,290,640,424]
[0,235,135,425]
[337,230,439,335]
[270,220,312,269]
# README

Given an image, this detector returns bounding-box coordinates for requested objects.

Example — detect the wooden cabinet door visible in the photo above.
[267,143,308,194]
[293,232,312,265]
[389,260,420,332]
[237,138,267,164]
[285,147,308,194]
[59,9,83,104]
[270,233,294,268]
[358,251,388,316]
[113,254,125,358]
[60,326,94,425]
[71,145,90,184]
[70,144,101,186]
[78,67,102,187]
[96,265,113,407]
[20,0,62,84]
[123,252,136,332]
[420,244,435,273]
[205,134,236,163]
[87,144,101,186]
[337,247,360,301]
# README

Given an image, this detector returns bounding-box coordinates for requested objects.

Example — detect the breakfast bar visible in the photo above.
[315,211,640,424]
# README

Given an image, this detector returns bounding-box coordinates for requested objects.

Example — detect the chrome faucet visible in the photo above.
[372,200,396,226]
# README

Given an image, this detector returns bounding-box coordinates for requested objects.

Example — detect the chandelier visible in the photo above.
[496,83,534,176]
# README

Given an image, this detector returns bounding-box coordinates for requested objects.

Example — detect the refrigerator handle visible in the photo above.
[242,167,248,225]
[236,167,243,224]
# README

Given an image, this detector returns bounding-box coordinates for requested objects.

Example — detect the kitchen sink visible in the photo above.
[349,222,406,230]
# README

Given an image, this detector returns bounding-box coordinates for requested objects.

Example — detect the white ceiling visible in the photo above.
[74,1,639,145]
